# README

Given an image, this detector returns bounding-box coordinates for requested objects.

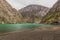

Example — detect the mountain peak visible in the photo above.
[19,4,49,17]
[0,0,22,24]
[18,4,50,23]
[41,0,60,24]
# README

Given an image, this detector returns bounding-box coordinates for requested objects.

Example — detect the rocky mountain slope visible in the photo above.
[0,0,22,24]
[18,4,49,23]
[41,0,60,24]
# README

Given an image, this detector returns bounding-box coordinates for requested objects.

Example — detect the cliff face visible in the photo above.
[0,0,22,24]
[18,4,49,23]
[41,0,60,24]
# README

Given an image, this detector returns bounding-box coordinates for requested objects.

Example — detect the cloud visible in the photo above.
[6,0,25,10]
[6,0,58,10]
[36,0,57,7]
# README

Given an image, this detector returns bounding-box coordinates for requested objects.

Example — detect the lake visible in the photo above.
[0,23,59,33]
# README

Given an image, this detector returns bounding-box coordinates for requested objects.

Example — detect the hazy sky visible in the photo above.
[6,0,58,10]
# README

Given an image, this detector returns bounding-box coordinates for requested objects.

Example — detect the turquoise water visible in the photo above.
[0,23,59,33]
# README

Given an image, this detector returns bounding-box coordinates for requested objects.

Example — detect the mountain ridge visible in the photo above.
[18,4,50,23]
[41,0,60,24]
[0,0,22,24]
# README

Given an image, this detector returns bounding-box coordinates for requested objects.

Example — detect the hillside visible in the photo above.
[41,0,60,24]
[0,0,22,24]
[18,4,49,23]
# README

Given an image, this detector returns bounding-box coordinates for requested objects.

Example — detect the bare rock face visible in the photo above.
[41,0,60,24]
[18,4,49,23]
[0,0,22,24]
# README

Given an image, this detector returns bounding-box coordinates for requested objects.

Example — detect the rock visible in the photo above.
[18,4,49,23]
[41,0,60,24]
[0,0,22,24]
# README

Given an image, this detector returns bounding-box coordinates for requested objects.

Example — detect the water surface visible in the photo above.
[0,23,59,33]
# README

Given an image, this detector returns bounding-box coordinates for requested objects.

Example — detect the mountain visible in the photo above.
[41,0,60,24]
[18,4,49,23]
[0,0,22,24]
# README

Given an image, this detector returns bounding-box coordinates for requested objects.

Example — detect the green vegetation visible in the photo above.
[41,10,60,24]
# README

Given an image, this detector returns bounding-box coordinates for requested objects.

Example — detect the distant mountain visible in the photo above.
[18,4,49,23]
[41,0,60,24]
[0,0,22,24]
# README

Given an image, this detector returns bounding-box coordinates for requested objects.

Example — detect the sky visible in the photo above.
[6,0,58,10]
